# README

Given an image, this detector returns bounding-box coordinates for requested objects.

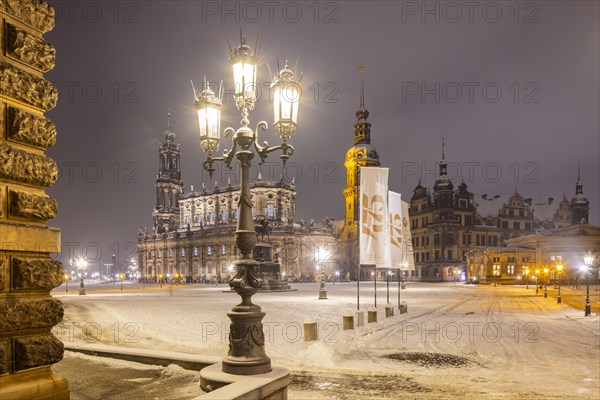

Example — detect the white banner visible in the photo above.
[359,167,389,266]
[388,191,403,268]
[401,200,415,270]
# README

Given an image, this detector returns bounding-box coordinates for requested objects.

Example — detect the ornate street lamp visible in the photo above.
[535,269,540,294]
[556,264,563,304]
[193,34,301,375]
[583,255,593,316]
[543,267,549,298]
[524,267,529,289]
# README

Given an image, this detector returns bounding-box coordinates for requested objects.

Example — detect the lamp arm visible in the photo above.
[253,121,294,165]
[257,142,294,166]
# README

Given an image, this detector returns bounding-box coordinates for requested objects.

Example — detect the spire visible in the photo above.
[359,64,365,109]
[434,137,452,191]
[355,64,369,121]
[164,109,176,141]
[442,137,445,160]
[439,137,448,177]
[575,163,583,195]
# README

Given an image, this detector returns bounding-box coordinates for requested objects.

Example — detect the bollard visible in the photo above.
[343,315,354,330]
[401,282,406,290]
[399,301,408,314]
[304,321,318,341]
[355,310,365,327]
[385,305,394,318]
[368,310,377,323]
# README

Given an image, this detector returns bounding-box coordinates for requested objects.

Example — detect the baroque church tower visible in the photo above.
[153,113,183,233]
[340,66,381,278]
[571,164,589,224]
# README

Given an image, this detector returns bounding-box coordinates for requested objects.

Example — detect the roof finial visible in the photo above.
[577,162,581,182]
[359,64,365,109]
[167,109,172,130]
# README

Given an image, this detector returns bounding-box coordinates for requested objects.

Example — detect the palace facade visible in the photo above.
[137,116,338,283]
[409,145,592,282]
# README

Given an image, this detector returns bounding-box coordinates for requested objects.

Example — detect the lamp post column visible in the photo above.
[222,145,271,375]
[585,274,591,316]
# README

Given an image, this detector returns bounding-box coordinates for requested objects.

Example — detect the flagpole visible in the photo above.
[374,264,377,308]
[386,267,390,304]
[357,165,361,311]
[398,267,401,309]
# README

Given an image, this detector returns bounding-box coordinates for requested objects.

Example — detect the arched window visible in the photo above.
[207,246,212,255]
[266,204,275,218]
[221,244,226,255]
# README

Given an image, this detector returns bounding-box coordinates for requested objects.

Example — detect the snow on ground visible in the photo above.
[52,282,600,399]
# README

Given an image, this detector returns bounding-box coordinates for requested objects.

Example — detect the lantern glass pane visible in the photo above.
[273,87,281,123]
[197,106,221,141]
[233,61,256,99]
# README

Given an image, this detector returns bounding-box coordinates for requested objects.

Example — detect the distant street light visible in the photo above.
[75,258,88,295]
[543,268,549,298]
[535,269,540,294]
[64,274,70,293]
[556,265,563,304]
[583,255,594,316]
[524,268,529,289]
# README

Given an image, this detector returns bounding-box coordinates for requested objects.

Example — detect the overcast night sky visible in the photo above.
[44,1,599,268]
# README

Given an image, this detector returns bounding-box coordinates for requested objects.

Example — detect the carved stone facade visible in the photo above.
[6,106,57,149]
[0,1,69,399]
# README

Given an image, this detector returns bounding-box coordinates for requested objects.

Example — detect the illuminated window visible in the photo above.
[507,265,515,275]
[493,264,501,276]
[207,246,212,255]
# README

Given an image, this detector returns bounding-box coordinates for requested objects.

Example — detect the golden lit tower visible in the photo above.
[340,65,381,277]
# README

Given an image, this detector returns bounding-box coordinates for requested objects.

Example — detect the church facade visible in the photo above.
[137,117,338,283]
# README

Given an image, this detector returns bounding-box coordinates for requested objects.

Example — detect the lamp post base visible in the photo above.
[222,310,272,375]
[223,259,272,375]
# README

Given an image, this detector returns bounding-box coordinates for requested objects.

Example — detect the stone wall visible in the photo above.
[0,0,69,398]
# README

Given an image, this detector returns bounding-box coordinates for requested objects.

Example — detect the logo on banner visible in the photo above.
[361,193,385,240]
[390,211,402,249]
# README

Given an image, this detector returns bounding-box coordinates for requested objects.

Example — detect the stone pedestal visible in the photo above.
[399,301,408,314]
[0,1,69,399]
[303,322,318,341]
[385,305,394,317]
[368,310,378,323]
[355,310,365,327]
[342,315,354,330]
[318,288,328,299]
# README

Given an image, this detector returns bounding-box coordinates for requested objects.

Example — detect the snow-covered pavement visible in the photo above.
[52,282,600,399]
